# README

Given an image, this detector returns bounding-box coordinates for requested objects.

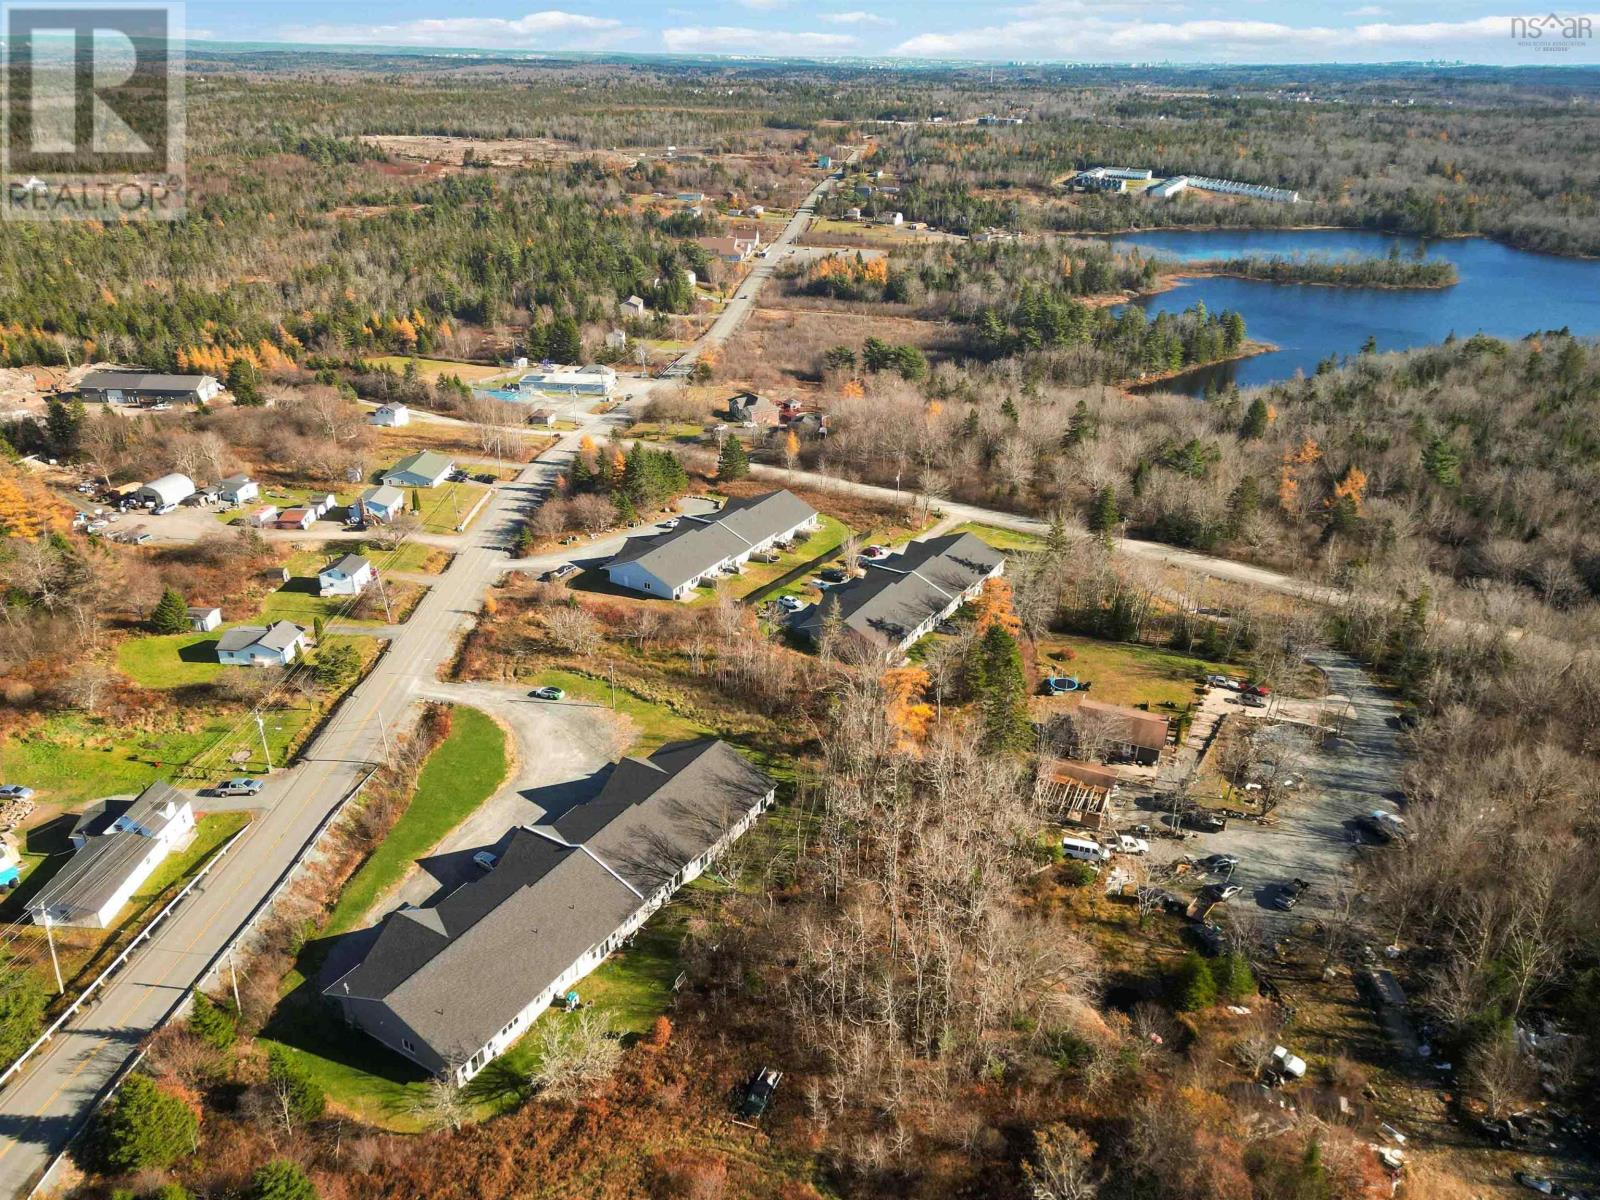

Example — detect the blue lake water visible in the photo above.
[1101,229,1600,395]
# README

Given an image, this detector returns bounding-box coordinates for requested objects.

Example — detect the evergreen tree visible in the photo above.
[1239,396,1270,440]
[1211,951,1257,1002]
[187,989,235,1051]
[1225,476,1261,538]
[1062,399,1097,448]
[966,624,1032,753]
[716,434,749,482]
[549,315,582,363]
[1170,953,1218,1011]
[151,587,189,635]
[1087,486,1120,535]
[96,1074,198,1172]
[44,396,83,459]
[266,1046,327,1126]
[250,1159,318,1200]
[312,642,362,687]
[410,489,422,514]
[1221,309,1246,353]
[1000,396,1019,423]
[0,955,48,1064]
[1421,435,1461,488]
[227,359,264,406]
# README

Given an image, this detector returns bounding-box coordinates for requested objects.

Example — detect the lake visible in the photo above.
[1102,229,1600,395]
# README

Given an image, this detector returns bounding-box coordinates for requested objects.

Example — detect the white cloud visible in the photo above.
[822,10,894,25]
[661,25,858,52]
[891,13,1598,61]
[737,0,789,9]
[282,10,636,49]
[1347,5,1388,15]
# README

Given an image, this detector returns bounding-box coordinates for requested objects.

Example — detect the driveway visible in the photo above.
[384,681,625,911]
[1136,653,1404,934]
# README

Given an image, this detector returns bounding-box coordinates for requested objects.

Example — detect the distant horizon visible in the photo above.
[160,3,1600,68]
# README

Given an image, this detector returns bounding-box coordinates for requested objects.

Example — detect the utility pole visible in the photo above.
[377,708,396,767]
[256,713,273,774]
[40,909,63,994]
[228,948,241,1010]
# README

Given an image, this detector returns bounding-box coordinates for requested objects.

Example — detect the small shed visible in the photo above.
[370,403,410,427]
[275,508,315,530]
[186,606,222,632]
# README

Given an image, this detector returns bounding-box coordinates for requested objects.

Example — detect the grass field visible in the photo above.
[256,582,393,628]
[284,540,449,577]
[116,631,376,690]
[369,355,514,384]
[1034,634,1246,710]
[952,520,1047,552]
[412,482,490,533]
[321,705,509,937]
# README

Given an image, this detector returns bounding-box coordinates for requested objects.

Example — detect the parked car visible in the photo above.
[777,595,804,612]
[0,784,36,801]
[1198,853,1240,873]
[1200,883,1242,904]
[1137,886,1187,915]
[543,563,580,582]
[660,517,680,530]
[1243,682,1272,696]
[862,544,889,560]
[1240,693,1267,709]
[818,567,848,584]
[474,472,496,483]
[1186,921,1226,956]
[530,686,566,701]
[1357,810,1408,843]
[473,850,499,871]
[738,1067,782,1120]
[1222,677,1243,691]
[1178,809,1227,833]
[1114,833,1149,855]
[216,778,263,796]
[1276,878,1312,910]
[1512,1173,1563,1197]
[1205,674,1229,687]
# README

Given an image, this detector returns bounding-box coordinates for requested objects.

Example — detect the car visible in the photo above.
[216,778,263,796]
[861,544,889,560]
[1243,682,1272,696]
[1276,878,1312,910]
[1114,834,1149,855]
[777,595,804,612]
[1179,809,1227,833]
[0,784,36,801]
[129,531,153,545]
[474,472,496,484]
[660,517,680,530]
[1136,886,1186,915]
[543,563,580,582]
[1205,674,1229,687]
[1198,853,1240,873]
[1222,677,1243,691]
[1513,1174,1564,1197]
[530,686,566,701]
[1186,921,1226,957]
[818,567,848,584]
[1357,810,1408,843]
[1200,883,1242,903]
[473,850,499,871]
[738,1067,782,1120]
[1240,693,1267,709]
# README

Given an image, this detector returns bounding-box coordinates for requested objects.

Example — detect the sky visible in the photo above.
[183,0,1600,65]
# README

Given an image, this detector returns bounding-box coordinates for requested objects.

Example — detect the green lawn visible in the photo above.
[257,581,392,627]
[533,669,708,756]
[1035,634,1247,711]
[116,630,229,688]
[700,514,852,607]
[321,705,509,937]
[952,521,1047,552]
[410,482,490,533]
[624,421,708,445]
[368,355,514,384]
[283,540,448,577]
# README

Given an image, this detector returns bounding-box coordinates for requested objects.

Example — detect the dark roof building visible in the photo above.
[603,490,817,601]
[792,532,1005,655]
[327,739,776,1082]
[77,371,222,404]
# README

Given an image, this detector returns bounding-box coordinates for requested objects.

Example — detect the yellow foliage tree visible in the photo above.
[1331,465,1368,512]
[840,380,864,401]
[883,666,934,749]
[973,577,1022,637]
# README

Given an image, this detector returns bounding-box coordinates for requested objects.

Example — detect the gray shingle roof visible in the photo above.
[326,739,775,1061]
[78,371,215,393]
[325,554,371,578]
[792,532,1004,648]
[386,451,453,480]
[216,620,305,654]
[604,490,815,591]
[32,833,155,918]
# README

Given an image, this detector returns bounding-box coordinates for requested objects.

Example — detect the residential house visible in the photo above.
[1034,760,1119,829]
[134,473,196,510]
[525,408,558,428]
[792,533,1005,656]
[845,207,863,220]
[745,204,764,217]
[275,507,315,530]
[244,504,279,528]
[622,295,648,318]
[517,365,618,398]
[319,554,375,597]
[77,371,222,406]
[216,621,308,667]
[675,191,705,203]
[603,490,818,601]
[217,474,258,506]
[32,783,196,929]
[327,738,776,1083]
[186,606,222,632]
[695,235,760,263]
[605,329,628,350]
[381,451,455,490]
[1072,699,1170,766]
[370,403,410,427]
[360,485,406,523]
[725,391,780,427]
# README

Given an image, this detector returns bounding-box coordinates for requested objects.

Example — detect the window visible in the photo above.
[401,1037,416,1054]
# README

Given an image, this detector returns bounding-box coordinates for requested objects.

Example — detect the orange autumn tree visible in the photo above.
[973,577,1022,637]
[1278,437,1322,519]
[883,666,934,748]
[1330,465,1368,512]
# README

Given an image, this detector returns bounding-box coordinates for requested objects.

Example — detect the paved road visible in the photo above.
[0,427,593,1199]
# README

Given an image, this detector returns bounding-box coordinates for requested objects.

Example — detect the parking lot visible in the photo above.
[1116,652,1404,937]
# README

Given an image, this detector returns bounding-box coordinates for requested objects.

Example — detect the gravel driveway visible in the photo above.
[383,681,626,910]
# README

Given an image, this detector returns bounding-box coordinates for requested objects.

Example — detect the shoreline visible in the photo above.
[1122,338,1277,391]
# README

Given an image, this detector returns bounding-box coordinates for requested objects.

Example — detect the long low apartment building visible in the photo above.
[325,738,776,1083]
[602,489,818,600]
[791,531,1005,656]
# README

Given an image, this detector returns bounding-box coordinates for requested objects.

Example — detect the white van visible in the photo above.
[1061,836,1112,864]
